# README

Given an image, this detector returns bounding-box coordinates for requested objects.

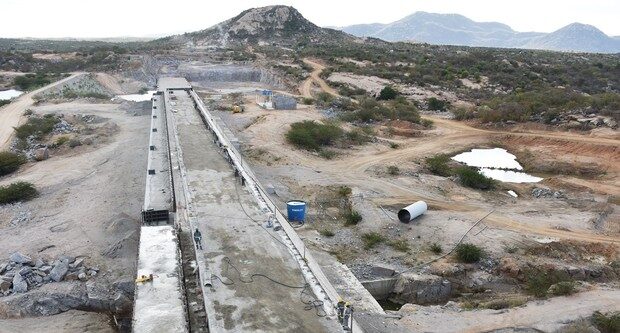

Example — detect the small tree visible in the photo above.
[456,167,495,190]
[455,243,483,263]
[0,181,38,204]
[0,151,26,176]
[427,97,448,111]
[377,86,398,101]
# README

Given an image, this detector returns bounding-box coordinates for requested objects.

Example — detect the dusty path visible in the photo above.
[94,73,124,94]
[0,73,83,150]
[299,59,341,98]
[356,288,620,333]
[232,104,619,244]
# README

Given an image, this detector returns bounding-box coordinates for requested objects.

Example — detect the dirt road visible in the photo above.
[228,102,619,244]
[299,59,341,98]
[391,288,620,333]
[0,73,83,150]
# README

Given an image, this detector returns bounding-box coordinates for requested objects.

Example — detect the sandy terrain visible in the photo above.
[211,60,619,332]
[0,73,83,150]
[0,97,149,329]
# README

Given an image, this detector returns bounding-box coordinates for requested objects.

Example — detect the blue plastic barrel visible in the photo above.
[286,200,306,222]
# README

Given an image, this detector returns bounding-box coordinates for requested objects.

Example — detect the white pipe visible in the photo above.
[397,201,427,223]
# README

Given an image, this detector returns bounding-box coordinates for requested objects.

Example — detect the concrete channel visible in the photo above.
[133,77,364,332]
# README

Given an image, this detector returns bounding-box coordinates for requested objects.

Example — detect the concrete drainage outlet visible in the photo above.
[360,266,452,310]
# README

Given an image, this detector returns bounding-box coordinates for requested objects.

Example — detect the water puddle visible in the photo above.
[114,91,156,102]
[453,148,543,183]
[0,89,24,100]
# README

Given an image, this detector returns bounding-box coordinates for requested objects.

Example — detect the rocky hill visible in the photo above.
[523,23,620,53]
[338,12,620,54]
[165,5,356,47]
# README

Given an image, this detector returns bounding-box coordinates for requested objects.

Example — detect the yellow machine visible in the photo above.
[232,105,245,113]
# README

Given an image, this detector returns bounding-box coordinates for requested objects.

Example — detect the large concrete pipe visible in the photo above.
[397,201,427,223]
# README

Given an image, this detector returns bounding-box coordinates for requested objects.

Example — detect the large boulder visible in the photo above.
[33,148,49,161]
[0,280,11,293]
[390,273,452,305]
[49,260,69,282]
[12,273,28,293]
[9,252,32,265]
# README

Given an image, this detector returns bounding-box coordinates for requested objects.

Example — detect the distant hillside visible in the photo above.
[163,5,356,47]
[337,12,620,53]
[523,23,620,53]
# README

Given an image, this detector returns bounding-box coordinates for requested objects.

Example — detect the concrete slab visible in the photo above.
[143,93,173,216]
[168,89,339,332]
[158,77,192,91]
[133,226,188,333]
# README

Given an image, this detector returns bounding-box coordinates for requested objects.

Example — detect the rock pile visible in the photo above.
[0,252,98,296]
[532,187,566,199]
[52,118,74,134]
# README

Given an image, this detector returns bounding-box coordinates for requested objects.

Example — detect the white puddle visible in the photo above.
[114,91,156,102]
[453,148,543,183]
[0,89,24,100]
[480,168,543,183]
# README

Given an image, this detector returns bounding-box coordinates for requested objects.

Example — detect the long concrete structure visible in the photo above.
[133,86,188,333]
[141,93,174,223]
[134,77,364,332]
[160,78,349,332]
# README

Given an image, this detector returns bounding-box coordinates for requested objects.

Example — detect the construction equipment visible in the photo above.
[135,274,154,284]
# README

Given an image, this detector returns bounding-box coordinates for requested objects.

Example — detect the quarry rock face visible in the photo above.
[391,273,452,305]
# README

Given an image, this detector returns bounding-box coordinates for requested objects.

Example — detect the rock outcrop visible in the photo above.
[390,273,452,305]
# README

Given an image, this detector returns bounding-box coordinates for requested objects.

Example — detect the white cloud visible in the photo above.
[1,0,618,38]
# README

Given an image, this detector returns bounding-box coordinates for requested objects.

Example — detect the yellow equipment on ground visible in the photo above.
[135,274,154,283]
[232,105,244,113]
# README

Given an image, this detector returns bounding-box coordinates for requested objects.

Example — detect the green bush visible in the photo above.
[315,92,334,107]
[592,311,620,333]
[387,166,400,175]
[456,167,495,190]
[455,243,483,263]
[377,86,398,100]
[426,154,452,177]
[389,142,400,149]
[344,210,363,225]
[337,186,352,198]
[389,239,410,252]
[55,136,70,146]
[319,150,337,159]
[0,100,10,107]
[68,138,82,148]
[0,181,38,204]
[319,229,335,237]
[420,119,434,128]
[427,97,449,111]
[285,120,343,151]
[344,128,372,145]
[302,97,314,105]
[14,73,52,90]
[430,243,443,254]
[14,115,59,141]
[361,232,385,249]
[0,151,26,176]
[549,281,576,296]
[525,270,570,297]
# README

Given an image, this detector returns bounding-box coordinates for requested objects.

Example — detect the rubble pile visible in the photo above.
[0,252,98,296]
[532,187,566,199]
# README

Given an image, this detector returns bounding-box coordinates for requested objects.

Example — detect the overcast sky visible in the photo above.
[2,0,619,38]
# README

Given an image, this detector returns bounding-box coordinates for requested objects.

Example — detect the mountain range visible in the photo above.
[337,12,620,53]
